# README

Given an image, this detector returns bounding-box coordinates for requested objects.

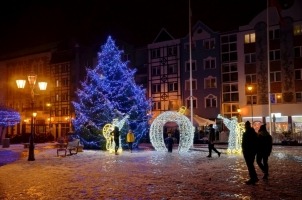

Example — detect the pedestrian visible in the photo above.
[242,121,259,185]
[126,129,135,153]
[165,134,174,152]
[207,124,221,158]
[111,126,120,155]
[256,124,273,180]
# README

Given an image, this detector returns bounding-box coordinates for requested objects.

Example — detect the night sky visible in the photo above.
[0,0,267,53]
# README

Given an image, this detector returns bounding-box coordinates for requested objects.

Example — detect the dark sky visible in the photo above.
[0,0,267,53]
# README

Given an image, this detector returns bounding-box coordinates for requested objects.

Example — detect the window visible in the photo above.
[123,54,130,61]
[204,38,215,49]
[294,46,302,57]
[222,63,238,82]
[246,74,257,84]
[269,50,280,61]
[269,29,280,40]
[222,83,239,102]
[204,76,216,88]
[62,78,68,87]
[205,94,217,108]
[204,57,216,69]
[62,93,68,101]
[184,42,196,51]
[61,63,69,73]
[295,69,302,80]
[167,64,177,74]
[185,60,196,71]
[185,79,197,90]
[296,92,302,102]
[168,82,178,92]
[270,93,282,104]
[244,33,256,43]
[62,107,69,115]
[167,46,177,56]
[152,101,161,110]
[221,34,238,62]
[270,71,281,82]
[151,49,161,59]
[245,53,256,64]
[247,95,257,105]
[186,98,197,108]
[152,66,161,76]
[293,25,302,36]
[151,84,161,93]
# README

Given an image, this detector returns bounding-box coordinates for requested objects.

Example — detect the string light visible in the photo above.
[150,111,194,152]
[217,114,245,154]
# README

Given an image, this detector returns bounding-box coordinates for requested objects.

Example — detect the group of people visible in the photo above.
[242,121,273,185]
[111,127,135,155]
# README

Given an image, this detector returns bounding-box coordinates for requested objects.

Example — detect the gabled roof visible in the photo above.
[152,28,175,43]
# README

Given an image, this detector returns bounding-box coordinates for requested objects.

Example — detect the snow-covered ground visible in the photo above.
[0,143,301,200]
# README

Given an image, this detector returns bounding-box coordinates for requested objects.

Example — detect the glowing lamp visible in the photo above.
[16,80,26,89]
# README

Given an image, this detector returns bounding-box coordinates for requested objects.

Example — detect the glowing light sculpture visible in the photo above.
[150,111,194,152]
[102,115,129,153]
[217,114,245,154]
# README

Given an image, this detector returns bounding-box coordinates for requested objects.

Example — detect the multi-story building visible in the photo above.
[236,1,302,141]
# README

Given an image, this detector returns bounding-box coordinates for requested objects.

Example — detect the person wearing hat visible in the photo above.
[256,124,273,180]
[242,121,259,185]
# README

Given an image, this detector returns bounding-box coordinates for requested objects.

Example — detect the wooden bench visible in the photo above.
[57,139,80,156]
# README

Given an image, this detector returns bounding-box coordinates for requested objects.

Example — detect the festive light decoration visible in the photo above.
[150,110,194,152]
[72,36,151,149]
[217,114,245,154]
[102,115,129,153]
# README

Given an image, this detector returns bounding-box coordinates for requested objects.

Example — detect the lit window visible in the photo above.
[270,93,282,104]
[293,25,302,36]
[244,33,256,43]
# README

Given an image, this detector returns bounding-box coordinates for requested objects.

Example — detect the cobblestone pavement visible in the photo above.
[0,143,301,200]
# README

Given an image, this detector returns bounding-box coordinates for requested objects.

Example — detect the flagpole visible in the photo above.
[189,0,193,125]
[267,0,272,135]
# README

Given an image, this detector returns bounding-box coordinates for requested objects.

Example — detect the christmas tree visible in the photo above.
[72,36,151,149]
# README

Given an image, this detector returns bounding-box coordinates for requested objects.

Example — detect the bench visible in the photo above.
[57,139,80,156]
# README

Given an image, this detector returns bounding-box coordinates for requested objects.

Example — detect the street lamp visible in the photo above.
[237,108,241,122]
[46,103,52,130]
[16,72,47,161]
[247,85,253,124]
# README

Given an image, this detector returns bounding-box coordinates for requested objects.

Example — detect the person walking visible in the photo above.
[242,121,259,185]
[111,126,120,155]
[165,134,174,153]
[126,129,135,153]
[256,124,273,180]
[207,124,221,158]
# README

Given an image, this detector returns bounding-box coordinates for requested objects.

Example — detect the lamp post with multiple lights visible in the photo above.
[16,72,47,161]
[247,85,253,124]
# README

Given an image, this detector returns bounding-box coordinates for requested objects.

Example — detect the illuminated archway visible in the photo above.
[149,111,194,152]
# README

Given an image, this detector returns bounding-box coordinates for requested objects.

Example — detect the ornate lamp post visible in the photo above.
[16,72,47,161]
[247,85,253,124]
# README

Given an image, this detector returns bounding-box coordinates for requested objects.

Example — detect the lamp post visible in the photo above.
[16,72,47,161]
[247,85,253,124]
[237,108,241,122]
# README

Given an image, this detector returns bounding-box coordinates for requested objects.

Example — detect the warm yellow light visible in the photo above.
[38,82,47,90]
[28,73,37,86]
[16,80,26,89]
[33,112,37,117]
[46,103,51,107]
[247,86,253,91]
[237,108,241,113]
[277,94,281,99]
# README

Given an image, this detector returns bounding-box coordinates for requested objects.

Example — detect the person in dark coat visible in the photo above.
[165,134,174,153]
[111,126,120,155]
[256,124,273,180]
[242,121,259,185]
[207,124,221,158]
